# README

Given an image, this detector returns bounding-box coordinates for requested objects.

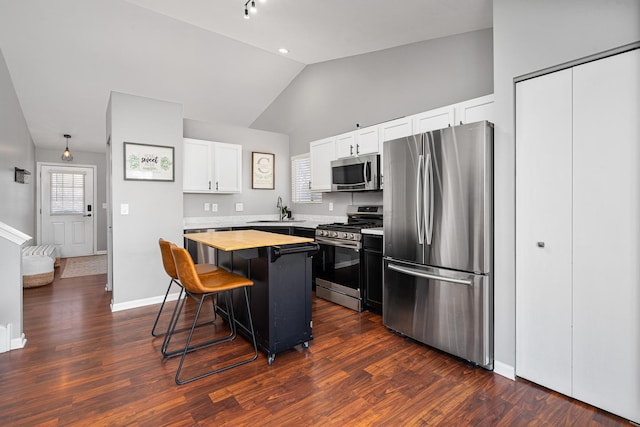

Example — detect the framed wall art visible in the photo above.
[124,142,174,181]
[252,151,274,189]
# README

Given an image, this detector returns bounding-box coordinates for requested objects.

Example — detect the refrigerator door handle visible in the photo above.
[416,154,424,245]
[424,152,434,245]
[387,263,473,286]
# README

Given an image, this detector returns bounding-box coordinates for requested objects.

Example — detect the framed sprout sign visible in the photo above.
[252,152,275,189]
[124,142,174,181]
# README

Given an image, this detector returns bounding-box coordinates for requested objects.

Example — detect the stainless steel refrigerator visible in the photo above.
[382,121,493,369]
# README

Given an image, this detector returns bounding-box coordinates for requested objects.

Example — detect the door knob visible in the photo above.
[84,214,92,217]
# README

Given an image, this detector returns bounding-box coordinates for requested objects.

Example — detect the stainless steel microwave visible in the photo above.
[331,154,381,192]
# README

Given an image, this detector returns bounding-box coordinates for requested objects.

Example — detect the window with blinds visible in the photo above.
[291,154,322,203]
[50,172,85,215]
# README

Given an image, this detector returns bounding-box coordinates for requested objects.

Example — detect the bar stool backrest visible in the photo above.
[159,238,179,280]
[170,246,209,294]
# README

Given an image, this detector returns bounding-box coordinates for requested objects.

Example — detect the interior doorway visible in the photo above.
[37,163,97,257]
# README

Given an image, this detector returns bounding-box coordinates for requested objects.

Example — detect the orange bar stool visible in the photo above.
[153,238,220,338]
[168,246,258,385]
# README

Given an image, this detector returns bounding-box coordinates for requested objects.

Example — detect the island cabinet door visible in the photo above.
[228,248,313,358]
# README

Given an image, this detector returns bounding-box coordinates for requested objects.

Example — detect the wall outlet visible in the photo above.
[329,202,334,211]
[235,202,244,212]
[204,202,210,211]
[211,203,218,212]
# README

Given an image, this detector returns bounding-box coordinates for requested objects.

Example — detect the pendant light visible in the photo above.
[61,134,73,161]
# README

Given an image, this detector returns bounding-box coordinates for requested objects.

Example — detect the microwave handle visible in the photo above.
[362,161,371,183]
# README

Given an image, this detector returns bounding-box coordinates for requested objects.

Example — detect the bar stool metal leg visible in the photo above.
[175,287,258,385]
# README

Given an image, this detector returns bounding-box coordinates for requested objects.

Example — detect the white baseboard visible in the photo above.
[11,333,26,350]
[0,323,10,353]
[0,325,27,353]
[493,360,515,380]
[111,292,180,312]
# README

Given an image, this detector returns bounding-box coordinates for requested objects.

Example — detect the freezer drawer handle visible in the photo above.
[387,263,473,286]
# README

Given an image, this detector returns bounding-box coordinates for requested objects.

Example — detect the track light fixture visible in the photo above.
[243,0,265,19]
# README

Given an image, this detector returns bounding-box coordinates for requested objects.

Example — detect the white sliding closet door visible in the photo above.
[515,69,573,396]
[571,49,640,422]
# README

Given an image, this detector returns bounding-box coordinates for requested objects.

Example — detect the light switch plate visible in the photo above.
[235,203,243,212]
[211,203,218,212]
[120,203,129,215]
[204,202,210,211]
[329,202,334,211]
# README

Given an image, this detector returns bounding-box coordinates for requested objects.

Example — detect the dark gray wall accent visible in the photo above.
[35,148,108,251]
[0,48,35,237]
[492,0,640,374]
[252,29,494,155]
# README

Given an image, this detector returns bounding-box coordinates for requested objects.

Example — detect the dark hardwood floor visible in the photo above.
[0,260,632,426]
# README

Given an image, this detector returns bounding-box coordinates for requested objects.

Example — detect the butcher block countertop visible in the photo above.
[184,229,314,252]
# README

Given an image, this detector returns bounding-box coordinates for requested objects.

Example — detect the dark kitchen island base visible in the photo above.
[217,243,317,365]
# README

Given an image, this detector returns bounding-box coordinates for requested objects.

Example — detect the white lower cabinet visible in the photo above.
[183,138,242,193]
[516,48,640,424]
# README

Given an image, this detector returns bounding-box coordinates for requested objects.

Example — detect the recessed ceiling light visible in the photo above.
[278,48,289,54]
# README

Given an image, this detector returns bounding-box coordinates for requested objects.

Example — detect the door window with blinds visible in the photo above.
[291,154,322,203]
[50,171,85,214]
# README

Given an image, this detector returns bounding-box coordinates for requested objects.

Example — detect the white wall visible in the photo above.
[0,48,34,349]
[35,148,108,251]
[107,92,184,311]
[252,28,494,216]
[492,0,640,375]
[182,119,291,218]
[0,49,35,236]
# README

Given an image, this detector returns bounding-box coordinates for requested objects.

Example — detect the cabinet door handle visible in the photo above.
[537,242,545,248]
[216,181,219,191]
[208,181,211,190]
[356,144,360,155]
[350,145,353,156]
[308,181,311,189]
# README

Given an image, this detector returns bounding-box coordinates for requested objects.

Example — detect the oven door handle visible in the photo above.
[315,236,361,250]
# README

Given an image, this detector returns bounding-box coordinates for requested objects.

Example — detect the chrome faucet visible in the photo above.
[277,196,285,220]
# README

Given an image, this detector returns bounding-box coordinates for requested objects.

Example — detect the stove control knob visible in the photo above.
[347,233,354,240]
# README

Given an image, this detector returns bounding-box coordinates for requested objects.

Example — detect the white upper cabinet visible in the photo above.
[455,94,494,125]
[412,105,455,133]
[183,138,242,193]
[183,138,213,192]
[309,136,336,192]
[308,94,494,193]
[336,125,380,159]
[212,142,242,193]
[335,131,356,159]
[355,125,379,155]
[378,116,413,143]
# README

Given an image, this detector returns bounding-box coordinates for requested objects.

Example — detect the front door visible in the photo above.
[40,164,95,257]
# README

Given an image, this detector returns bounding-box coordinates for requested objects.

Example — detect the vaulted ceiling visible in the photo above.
[0,0,492,153]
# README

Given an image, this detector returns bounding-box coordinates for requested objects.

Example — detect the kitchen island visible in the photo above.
[184,230,318,364]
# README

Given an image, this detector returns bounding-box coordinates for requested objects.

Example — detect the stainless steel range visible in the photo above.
[315,205,382,311]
